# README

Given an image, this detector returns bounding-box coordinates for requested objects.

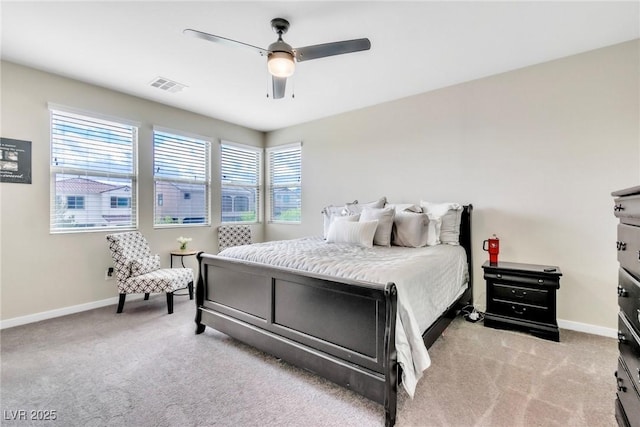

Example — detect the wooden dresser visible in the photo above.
[612,185,640,427]
[483,261,561,342]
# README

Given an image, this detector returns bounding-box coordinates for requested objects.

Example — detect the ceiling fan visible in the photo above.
[184,18,371,99]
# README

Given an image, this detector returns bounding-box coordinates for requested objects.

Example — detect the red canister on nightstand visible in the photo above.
[483,234,500,265]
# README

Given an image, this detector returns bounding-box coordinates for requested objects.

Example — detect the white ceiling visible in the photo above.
[2,1,638,132]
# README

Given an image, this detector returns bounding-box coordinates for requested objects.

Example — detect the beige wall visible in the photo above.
[265,40,640,331]
[0,61,264,321]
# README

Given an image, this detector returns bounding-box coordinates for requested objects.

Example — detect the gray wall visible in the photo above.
[265,40,640,331]
[0,61,263,321]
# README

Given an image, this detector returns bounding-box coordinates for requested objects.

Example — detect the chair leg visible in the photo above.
[117,294,126,313]
[188,281,194,300]
[144,293,150,300]
[166,292,174,314]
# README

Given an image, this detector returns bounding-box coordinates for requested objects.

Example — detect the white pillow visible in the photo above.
[345,197,387,215]
[326,220,378,248]
[392,211,430,248]
[426,215,442,246]
[321,205,347,238]
[360,206,395,247]
[420,201,463,245]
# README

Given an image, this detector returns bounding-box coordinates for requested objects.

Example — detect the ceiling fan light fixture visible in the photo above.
[268,51,295,78]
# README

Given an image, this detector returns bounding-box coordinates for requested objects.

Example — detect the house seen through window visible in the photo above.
[50,108,138,232]
[220,142,262,223]
[153,129,211,227]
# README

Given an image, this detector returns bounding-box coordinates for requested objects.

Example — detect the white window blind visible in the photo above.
[268,143,301,223]
[153,129,211,227]
[220,142,261,223]
[50,109,137,232]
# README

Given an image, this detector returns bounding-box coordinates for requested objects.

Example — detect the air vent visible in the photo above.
[149,77,187,93]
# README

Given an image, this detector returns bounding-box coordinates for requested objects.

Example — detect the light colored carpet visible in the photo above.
[1,295,617,426]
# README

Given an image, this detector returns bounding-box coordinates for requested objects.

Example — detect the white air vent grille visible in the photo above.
[149,77,187,93]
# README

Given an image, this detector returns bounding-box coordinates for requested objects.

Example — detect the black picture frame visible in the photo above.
[0,138,32,184]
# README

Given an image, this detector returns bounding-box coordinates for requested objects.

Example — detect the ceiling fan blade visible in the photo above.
[183,29,267,56]
[295,38,371,62]
[272,76,287,99]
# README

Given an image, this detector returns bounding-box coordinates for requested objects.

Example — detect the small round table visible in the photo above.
[170,249,198,268]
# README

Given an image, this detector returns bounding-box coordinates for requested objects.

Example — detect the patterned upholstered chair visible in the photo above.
[218,225,252,252]
[106,232,193,314]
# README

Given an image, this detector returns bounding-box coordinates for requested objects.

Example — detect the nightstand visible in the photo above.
[483,261,562,342]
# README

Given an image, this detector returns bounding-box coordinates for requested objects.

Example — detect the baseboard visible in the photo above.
[0,294,144,330]
[557,318,617,339]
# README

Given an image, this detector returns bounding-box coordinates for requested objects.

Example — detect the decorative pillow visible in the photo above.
[326,220,379,248]
[360,206,395,247]
[322,205,347,238]
[420,201,463,245]
[392,211,430,248]
[344,196,387,215]
[425,214,442,246]
[130,254,160,277]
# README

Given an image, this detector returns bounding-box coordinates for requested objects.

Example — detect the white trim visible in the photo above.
[558,318,617,339]
[0,295,144,330]
[265,141,302,154]
[47,102,142,128]
[153,125,212,145]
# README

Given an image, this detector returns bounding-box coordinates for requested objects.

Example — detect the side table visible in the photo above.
[170,249,198,298]
[483,261,562,342]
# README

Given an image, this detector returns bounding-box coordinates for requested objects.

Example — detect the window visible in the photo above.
[153,129,211,227]
[50,108,137,232]
[110,196,130,208]
[220,142,262,223]
[267,143,302,223]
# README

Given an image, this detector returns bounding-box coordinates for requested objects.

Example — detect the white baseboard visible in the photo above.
[558,318,617,339]
[0,294,144,330]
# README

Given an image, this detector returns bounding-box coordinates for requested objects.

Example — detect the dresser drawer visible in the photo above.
[616,357,640,427]
[619,268,640,335]
[492,283,549,306]
[489,299,553,323]
[617,224,640,278]
[619,313,640,396]
[614,193,640,227]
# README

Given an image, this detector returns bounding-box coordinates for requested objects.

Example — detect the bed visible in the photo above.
[195,204,473,427]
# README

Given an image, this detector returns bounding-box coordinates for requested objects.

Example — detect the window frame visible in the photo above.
[49,106,139,234]
[266,142,302,224]
[220,141,263,224]
[152,127,212,228]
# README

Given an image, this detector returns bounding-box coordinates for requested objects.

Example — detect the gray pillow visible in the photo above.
[392,211,430,248]
[345,196,387,215]
[360,206,395,247]
[420,201,463,245]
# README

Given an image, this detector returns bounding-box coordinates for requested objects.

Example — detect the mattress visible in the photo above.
[219,237,469,397]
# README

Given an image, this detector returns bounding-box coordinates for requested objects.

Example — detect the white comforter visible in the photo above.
[219,237,468,397]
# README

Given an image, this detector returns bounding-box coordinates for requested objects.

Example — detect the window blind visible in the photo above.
[50,109,137,232]
[268,143,301,223]
[153,130,211,226]
[220,142,261,223]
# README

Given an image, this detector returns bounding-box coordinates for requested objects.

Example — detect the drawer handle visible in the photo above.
[616,375,627,392]
[637,368,640,383]
[615,203,625,212]
[618,286,628,297]
[538,279,544,284]
[512,305,526,315]
[510,289,527,297]
[618,331,627,344]
[617,241,627,251]
[496,274,502,279]
[637,309,640,324]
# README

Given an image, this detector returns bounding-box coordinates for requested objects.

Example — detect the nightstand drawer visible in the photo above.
[616,358,640,427]
[492,283,549,306]
[614,192,640,227]
[619,313,640,396]
[619,268,640,335]
[484,272,559,288]
[490,299,552,323]
[617,224,640,278]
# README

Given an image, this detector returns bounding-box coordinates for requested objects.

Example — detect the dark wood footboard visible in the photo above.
[195,254,399,425]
